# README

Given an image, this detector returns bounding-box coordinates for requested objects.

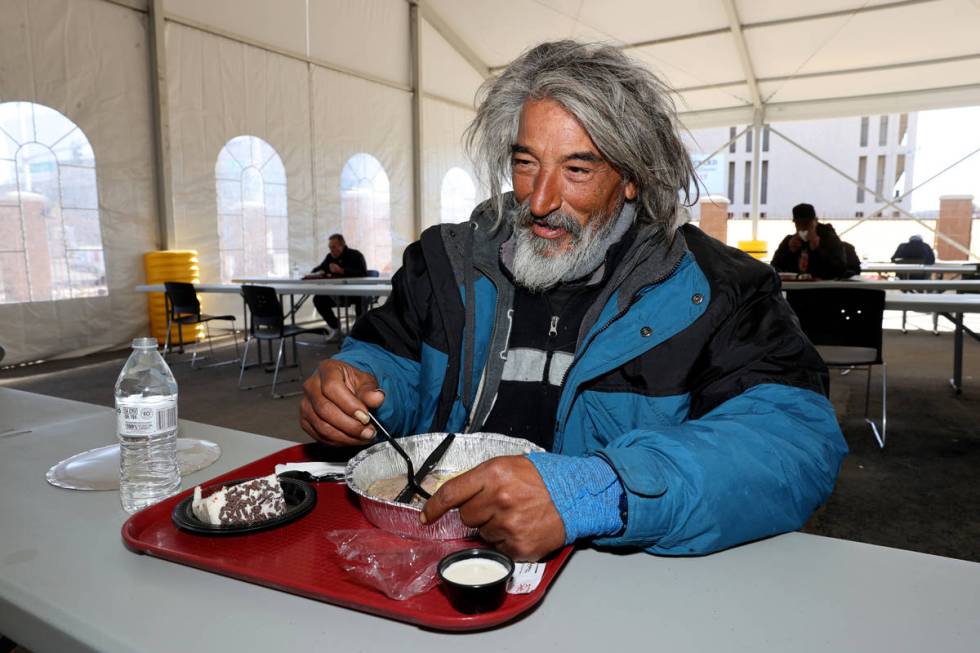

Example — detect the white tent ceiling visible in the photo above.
[422,0,980,127]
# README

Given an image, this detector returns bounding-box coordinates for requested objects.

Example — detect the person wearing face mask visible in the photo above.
[771,203,849,279]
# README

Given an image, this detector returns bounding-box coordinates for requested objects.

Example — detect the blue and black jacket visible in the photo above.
[335,195,848,555]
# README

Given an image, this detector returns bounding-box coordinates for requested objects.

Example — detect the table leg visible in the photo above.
[290,294,299,363]
[951,312,963,395]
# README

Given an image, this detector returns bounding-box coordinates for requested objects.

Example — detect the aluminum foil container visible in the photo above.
[345,432,543,540]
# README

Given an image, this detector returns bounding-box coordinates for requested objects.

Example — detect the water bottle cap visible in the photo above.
[132,337,158,349]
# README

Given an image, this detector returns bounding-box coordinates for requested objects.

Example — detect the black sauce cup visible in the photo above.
[438,548,515,614]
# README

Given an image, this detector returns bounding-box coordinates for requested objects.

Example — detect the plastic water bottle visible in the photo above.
[292,263,301,279]
[115,337,180,514]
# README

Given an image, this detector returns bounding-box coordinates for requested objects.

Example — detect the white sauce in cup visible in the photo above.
[443,558,509,585]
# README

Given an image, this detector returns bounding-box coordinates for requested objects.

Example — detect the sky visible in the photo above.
[911,106,980,213]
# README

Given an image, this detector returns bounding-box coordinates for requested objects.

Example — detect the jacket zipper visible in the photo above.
[464,259,509,430]
[554,254,687,446]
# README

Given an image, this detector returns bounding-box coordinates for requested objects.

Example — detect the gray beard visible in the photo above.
[510,201,635,293]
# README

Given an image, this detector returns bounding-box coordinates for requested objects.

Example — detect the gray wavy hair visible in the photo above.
[465,40,696,235]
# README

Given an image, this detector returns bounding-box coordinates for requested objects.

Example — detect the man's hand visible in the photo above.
[328,262,343,274]
[421,456,566,561]
[300,360,384,446]
[788,235,803,253]
[806,230,821,249]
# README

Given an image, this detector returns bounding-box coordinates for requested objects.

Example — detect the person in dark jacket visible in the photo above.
[842,241,862,277]
[771,203,849,279]
[891,235,936,281]
[892,235,936,265]
[300,41,846,561]
[306,234,368,335]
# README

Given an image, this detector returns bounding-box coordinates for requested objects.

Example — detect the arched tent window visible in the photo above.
[0,101,106,304]
[341,153,391,273]
[440,167,476,224]
[215,135,288,282]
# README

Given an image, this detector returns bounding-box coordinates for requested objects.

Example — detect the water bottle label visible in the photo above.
[117,400,178,436]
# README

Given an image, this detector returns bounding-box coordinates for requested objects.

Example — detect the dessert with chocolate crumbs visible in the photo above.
[191,474,286,526]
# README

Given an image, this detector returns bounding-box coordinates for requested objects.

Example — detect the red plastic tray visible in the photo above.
[122,443,574,631]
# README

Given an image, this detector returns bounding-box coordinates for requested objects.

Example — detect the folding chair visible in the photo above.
[162,281,240,368]
[786,288,887,448]
[238,285,326,398]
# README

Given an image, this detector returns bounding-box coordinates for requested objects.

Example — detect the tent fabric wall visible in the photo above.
[163,0,412,91]
[162,0,307,58]
[312,66,414,271]
[0,0,158,366]
[421,98,478,230]
[166,22,314,320]
[419,17,485,230]
[308,0,411,88]
[420,19,484,108]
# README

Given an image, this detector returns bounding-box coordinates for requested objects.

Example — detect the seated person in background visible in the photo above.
[771,203,848,279]
[892,235,935,265]
[891,234,936,281]
[306,234,368,336]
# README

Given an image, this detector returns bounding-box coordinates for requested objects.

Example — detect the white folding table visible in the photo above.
[3,388,980,653]
[858,262,978,274]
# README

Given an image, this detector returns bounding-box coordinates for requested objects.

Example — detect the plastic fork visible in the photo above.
[366,412,432,502]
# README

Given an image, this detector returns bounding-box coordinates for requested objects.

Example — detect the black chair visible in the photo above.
[892,257,939,334]
[238,285,326,398]
[163,281,239,368]
[786,288,887,447]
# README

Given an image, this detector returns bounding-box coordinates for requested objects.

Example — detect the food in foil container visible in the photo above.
[345,432,543,540]
[367,470,462,505]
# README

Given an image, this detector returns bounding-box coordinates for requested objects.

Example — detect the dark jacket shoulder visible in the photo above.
[681,224,780,306]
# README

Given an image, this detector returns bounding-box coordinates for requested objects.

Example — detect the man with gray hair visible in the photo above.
[301,41,846,561]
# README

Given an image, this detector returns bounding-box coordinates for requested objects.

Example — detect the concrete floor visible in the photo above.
[2,318,979,562]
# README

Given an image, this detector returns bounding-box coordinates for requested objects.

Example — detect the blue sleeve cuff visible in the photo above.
[332,338,421,436]
[527,452,625,545]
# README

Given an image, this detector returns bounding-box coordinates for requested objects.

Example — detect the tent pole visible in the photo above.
[770,126,979,259]
[750,112,763,240]
[409,1,424,239]
[307,62,319,259]
[148,0,175,250]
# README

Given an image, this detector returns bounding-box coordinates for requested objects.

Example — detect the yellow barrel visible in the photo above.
[143,250,203,345]
[738,239,768,261]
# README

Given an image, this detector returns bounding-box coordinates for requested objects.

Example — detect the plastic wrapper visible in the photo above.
[326,528,471,600]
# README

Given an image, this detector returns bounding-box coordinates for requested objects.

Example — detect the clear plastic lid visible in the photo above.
[131,337,158,349]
